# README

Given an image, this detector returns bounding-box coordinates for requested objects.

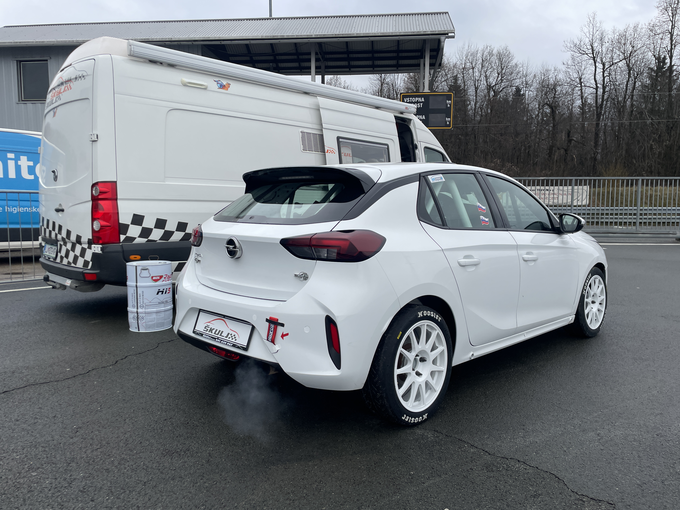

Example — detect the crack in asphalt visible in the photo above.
[426,427,616,508]
[0,338,177,396]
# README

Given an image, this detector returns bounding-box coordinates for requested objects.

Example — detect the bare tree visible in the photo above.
[652,0,680,120]
[357,5,680,177]
[324,75,357,91]
[365,74,404,100]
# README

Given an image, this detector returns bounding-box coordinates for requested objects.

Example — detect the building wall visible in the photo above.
[0,45,76,132]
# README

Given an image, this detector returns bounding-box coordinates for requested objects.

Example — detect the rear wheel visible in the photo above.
[363,305,452,426]
[573,267,607,337]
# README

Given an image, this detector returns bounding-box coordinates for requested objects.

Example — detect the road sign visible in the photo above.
[399,92,453,129]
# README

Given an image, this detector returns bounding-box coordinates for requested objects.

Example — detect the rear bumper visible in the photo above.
[39,241,191,287]
[174,255,400,391]
[40,244,127,285]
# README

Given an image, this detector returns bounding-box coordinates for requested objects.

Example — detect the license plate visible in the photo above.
[42,243,57,261]
[193,310,252,351]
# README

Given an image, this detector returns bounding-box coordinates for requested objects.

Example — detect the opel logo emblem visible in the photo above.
[225,237,243,259]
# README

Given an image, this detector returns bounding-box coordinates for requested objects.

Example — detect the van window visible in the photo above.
[338,138,389,164]
[424,147,447,162]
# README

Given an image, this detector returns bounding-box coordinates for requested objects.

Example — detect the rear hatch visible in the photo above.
[194,166,379,301]
[39,59,96,245]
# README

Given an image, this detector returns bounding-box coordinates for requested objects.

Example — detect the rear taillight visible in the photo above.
[190,224,203,247]
[280,230,386,262]
[91,182,120,245]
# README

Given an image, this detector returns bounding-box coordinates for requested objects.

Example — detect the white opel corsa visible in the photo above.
[174,163,607,425]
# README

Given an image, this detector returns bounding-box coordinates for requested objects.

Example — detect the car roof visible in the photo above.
[333,162,509,184]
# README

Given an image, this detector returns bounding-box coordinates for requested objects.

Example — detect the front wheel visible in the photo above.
[363,305,453,426]
[573,267,607,337]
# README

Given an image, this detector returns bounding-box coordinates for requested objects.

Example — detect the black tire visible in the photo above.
[573,267,607,338]
[363,305,453,426]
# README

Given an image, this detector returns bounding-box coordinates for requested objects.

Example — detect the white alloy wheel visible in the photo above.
[363,305,453,426]
[574,267,607,338]
[394,320,449,413]
[584,274,606,330]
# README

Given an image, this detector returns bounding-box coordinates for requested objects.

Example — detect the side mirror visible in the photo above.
[559,213,585,234]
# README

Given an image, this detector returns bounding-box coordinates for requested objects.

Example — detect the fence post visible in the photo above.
[636,178,642,232]
[570,178,575,213]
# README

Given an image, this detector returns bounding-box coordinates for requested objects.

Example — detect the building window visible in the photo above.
[18,60,49,102]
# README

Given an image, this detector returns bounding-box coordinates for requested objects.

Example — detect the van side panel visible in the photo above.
[112,57,327,242]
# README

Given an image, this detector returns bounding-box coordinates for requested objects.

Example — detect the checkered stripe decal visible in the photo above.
[119,214,193,244]
[40,217,94,269]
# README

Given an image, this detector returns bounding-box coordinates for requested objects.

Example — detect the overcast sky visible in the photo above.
[0,0,660,68]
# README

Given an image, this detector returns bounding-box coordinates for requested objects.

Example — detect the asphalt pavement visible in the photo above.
[0,241,679,509]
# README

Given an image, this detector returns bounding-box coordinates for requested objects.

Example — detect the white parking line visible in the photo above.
[599,243,680,246]
[0,286,49,294]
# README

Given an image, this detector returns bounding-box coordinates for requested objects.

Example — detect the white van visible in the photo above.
[39,37,450,292]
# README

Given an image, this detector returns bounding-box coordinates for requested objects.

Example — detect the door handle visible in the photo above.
[457,257,481,267]
[522,253,538,262]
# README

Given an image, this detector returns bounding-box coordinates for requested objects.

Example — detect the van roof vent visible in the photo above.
[300,131,325,154]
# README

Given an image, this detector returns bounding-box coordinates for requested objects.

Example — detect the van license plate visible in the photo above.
[193,310,252,351]
[43,244,57,261]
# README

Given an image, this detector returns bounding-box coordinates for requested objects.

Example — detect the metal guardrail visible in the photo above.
[518,177,680,234]
[1,189,40,283]
[1,178,678,284]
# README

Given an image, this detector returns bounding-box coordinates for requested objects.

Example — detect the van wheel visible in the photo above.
[573,267,607,338]
[363,305,452,426]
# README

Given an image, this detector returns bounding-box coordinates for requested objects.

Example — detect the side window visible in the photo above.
[424,147,447,162]
[486,176,553,231]
[17,60,50,102]
[420,173,495,229]
[338,138,389,164]
[417,179,443,226]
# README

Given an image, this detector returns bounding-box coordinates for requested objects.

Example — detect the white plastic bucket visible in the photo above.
[126,260,173,332]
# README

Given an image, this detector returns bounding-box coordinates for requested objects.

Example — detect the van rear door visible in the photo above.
[40,59,95,251]
[39,60,95,247]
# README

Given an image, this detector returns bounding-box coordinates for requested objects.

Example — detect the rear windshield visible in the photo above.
[214,179,366,225]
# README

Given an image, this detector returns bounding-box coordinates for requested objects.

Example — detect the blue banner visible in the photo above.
[1,129,41,234]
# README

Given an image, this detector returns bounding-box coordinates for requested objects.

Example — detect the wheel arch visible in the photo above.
[593,262,607,283]
[406,295,457,353]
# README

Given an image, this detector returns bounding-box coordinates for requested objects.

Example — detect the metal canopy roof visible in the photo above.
[0,13,455,76]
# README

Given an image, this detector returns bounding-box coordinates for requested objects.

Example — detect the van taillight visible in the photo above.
[280,230,386,262]
[91,182,120,245]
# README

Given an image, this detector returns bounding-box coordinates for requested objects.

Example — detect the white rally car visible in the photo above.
[174,163,607,426]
